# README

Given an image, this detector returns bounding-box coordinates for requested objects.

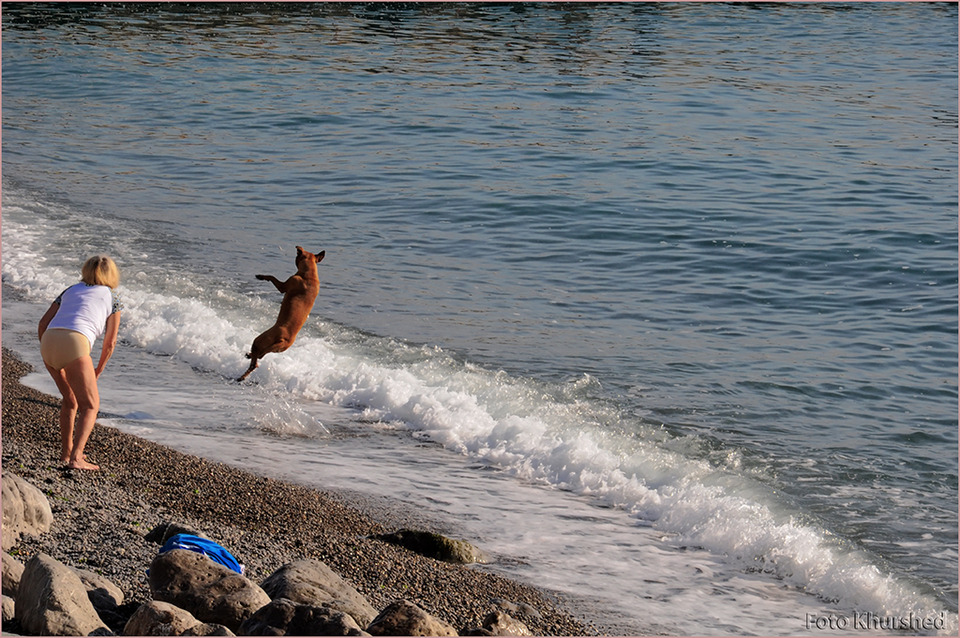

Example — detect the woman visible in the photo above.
[37,255,122,471]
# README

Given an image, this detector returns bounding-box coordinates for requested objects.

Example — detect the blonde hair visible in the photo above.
[80,255,120,289]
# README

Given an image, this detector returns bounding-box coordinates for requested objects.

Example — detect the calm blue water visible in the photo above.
[3,3,957,635]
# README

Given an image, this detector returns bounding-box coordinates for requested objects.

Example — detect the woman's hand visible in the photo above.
[95,312,121,377]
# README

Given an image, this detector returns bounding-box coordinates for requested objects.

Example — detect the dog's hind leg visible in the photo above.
[238,328,276,382]
[237,353,259,382]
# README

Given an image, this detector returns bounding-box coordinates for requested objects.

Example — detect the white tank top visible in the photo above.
[47,283,122,347]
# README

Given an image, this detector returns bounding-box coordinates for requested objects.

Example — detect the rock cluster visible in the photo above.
[2,473,536,636]
[2,347,601,636]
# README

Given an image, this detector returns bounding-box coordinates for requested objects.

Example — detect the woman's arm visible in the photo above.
[95,312,121,378]
[38,302,60,341]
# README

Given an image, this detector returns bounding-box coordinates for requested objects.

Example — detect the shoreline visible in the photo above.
[1,346,605,636]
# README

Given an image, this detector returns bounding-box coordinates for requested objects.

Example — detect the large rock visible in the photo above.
[489,598,541,625]
[463,610,533,636]
[239,597,368,636]
[149,549,270,632]
[75,566,125,609]
[2,594,14,623]
[2,473,54,551]
[70,566,127,632]
[260,559,377,627]
[123,600,235,636]
[374,529,488,564]
[366,599,457,637]
[15,553,110,636]
[3,551,24,597]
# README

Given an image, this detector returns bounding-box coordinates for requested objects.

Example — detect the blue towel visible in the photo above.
[160,533,245,575]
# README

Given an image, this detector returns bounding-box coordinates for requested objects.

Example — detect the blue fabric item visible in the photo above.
[160,534,244,574]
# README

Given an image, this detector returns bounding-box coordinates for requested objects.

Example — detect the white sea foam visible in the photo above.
[3,203,955,636]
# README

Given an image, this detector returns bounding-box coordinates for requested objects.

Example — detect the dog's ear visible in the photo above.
[315,251,325,263]
[296,246,304,255]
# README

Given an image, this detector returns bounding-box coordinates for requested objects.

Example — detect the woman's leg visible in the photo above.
[44,363,79,464]
[61,356,100,470]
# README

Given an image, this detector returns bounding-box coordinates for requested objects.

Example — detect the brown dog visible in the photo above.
[238,246,325,381]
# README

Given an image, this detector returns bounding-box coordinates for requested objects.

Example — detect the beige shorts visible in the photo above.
[41,329,91,370]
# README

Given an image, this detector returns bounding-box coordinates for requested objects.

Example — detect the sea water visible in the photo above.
[2,3,957,635]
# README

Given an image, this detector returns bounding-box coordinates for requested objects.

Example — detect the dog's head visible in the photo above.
[295,246,325,274]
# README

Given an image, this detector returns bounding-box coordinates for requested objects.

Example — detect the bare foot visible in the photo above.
[66,458,99,471]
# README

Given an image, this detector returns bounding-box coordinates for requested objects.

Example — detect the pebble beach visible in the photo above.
[1,347,602,636]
